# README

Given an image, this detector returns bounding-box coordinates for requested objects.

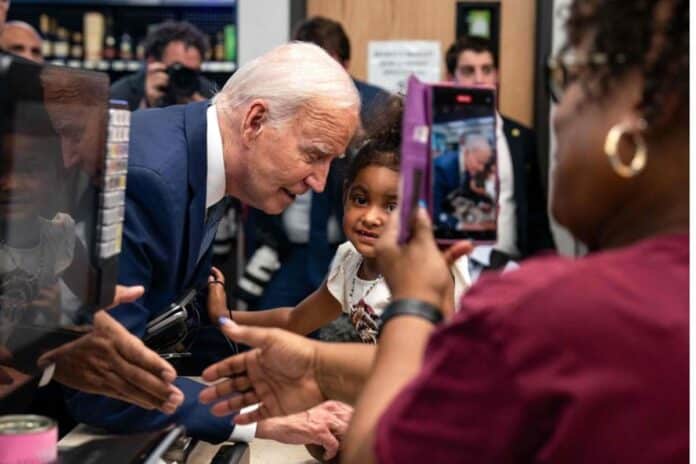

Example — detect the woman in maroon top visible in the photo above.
[199,0,688,462]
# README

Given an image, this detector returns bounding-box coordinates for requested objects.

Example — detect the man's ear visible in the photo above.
[240,99,269,147]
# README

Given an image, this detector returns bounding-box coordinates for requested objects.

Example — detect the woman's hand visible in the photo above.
[199,319,325,423]
[375,208,472,316]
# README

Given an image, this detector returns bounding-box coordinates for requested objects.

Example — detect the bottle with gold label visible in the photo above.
[71,32,83,60]
[54,27,70,59]
[39,14,52,59]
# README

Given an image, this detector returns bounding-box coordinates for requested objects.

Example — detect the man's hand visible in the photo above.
[257,401,353,461]
[199,319,325,423]
[39,286,184,414]
[376,208,472,316]
[144,61,169,107]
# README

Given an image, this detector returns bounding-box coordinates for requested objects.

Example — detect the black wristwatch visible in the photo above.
[378,299,443,338]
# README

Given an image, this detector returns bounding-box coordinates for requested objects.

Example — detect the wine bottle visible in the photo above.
[54,27,70,59]
[71,32,84,60]
[103,16,116,60]
[214,31,224,61]
[119,32,132,60]
[39,14,52,59]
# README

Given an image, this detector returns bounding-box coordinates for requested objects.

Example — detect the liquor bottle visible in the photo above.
[205,34,213,61]
[71,32,84,60]
[54,27,70,59]
[224,25,236,62]
[39,14,52,59]
[119,32,132,60]
[103,16,116,60]
[214,31,224,61]
[84,12,105,61]
[135,40,145,61]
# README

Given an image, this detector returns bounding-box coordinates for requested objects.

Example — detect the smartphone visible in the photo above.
[397,75,498,245]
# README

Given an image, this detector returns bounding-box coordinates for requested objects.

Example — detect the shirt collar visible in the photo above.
[206,104,226,209]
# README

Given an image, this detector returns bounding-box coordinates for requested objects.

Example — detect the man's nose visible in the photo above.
[305,160,331,193]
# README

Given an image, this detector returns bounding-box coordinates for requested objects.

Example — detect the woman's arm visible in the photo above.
[343,209,471,464]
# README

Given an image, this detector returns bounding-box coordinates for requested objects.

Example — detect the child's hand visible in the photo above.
[207,266,229,322]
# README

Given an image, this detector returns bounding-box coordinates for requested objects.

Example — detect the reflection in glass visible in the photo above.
[0,55,111,401]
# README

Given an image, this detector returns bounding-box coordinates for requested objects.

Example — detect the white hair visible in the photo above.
[464,134,492,152]
[213,42,360,126]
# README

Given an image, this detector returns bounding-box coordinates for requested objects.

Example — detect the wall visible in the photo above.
[238,0,290,66]
[307,0,537,127]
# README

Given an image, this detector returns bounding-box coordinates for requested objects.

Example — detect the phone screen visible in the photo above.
[430,86,497,242]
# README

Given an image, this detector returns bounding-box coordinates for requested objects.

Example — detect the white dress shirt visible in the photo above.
[492,113,518,257]
[206,105,257,441]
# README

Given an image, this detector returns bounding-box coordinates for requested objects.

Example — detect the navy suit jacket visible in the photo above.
[433,117,553,258]
[64,101,238,443]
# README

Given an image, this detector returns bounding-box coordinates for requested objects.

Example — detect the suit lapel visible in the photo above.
[183,101,210,288]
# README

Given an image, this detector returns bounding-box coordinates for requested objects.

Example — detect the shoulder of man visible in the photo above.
[128,105,190,171]
[198,74,219,99]
[500,115,535,141]
[109,69,146,110]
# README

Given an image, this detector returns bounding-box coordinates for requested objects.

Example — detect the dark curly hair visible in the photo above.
[564,0,688,125]
[344,96,403,193]
[445,36,498,76]
[292,16,351,63]
[143,21,210,62]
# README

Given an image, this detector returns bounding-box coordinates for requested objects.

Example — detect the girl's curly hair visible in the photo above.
[344,96,403,191]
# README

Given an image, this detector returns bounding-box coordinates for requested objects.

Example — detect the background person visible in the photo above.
[0,20,42,63]
[446,36,554,266]
[109,20,216,110]
[200,1,688,462]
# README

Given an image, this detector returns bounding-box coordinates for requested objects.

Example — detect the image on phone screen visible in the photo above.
[430,86,497,242]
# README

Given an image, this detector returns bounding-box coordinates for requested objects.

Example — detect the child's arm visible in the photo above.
[207,267,342,335]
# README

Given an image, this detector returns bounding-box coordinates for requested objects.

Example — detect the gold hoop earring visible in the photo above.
[603,121,648,178]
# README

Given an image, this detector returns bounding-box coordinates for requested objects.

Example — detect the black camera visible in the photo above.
[157,63,200,107]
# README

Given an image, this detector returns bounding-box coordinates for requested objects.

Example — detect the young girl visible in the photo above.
[208,99,463,344]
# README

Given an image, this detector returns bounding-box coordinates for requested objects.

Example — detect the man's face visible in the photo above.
[1,25,43,63]
[160,40,202,70]
[464,145,492,175]
[453,50,497,88]
[237,105,358,214]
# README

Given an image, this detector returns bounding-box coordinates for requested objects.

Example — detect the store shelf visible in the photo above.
[48,59,236,73]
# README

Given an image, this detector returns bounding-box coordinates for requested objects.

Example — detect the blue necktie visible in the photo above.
[307,191,331,286]
[197,198,228,264]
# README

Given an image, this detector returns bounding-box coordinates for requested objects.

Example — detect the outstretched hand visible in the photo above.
[40,285,184,414]
[199,318,326,424]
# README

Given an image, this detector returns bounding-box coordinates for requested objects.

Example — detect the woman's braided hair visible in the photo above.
[565,0,688,125]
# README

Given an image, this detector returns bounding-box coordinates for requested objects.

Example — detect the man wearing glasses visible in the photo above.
[445,36,554,269]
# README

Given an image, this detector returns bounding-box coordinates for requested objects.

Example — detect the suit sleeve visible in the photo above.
[62,166,236,443]
[522,130,555,255]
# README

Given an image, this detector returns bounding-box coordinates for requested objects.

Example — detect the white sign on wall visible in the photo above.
[367,41,442,94]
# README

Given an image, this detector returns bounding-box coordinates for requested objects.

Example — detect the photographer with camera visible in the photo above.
[110,21,216,110]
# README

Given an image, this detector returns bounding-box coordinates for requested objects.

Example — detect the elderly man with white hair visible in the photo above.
[63,42,361,444]
[0,20,43,63]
